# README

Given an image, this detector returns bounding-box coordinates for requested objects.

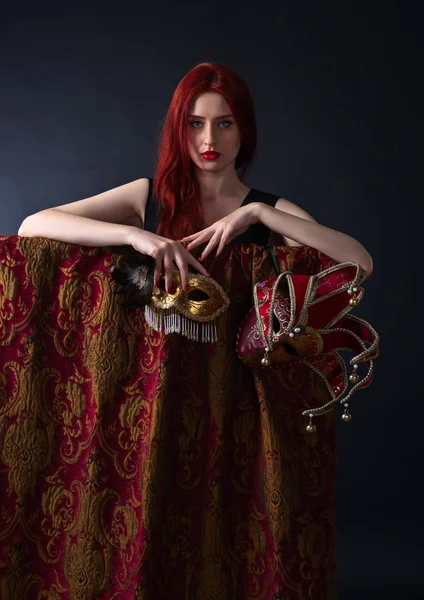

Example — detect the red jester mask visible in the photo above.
[236,262,379,430]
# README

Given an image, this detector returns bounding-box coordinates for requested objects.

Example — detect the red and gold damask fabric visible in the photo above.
[0,235,338,600]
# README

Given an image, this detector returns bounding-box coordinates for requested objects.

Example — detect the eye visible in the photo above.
[282,343,299,357]
[188,120,233,128]
[188,289,211,301]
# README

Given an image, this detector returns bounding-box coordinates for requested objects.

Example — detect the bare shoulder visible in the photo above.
[118,178,151,228]
[273,197,318,247]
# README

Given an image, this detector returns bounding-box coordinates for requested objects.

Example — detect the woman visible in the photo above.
[17,62,373,599]
[18,64,372,288]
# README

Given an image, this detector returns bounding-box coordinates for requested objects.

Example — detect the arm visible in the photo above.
[18,210,136,247]
[17,178,149,247]
[17,177,211,290]
[256,199,373,274]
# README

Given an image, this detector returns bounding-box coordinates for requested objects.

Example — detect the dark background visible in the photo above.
[0,1,420,598]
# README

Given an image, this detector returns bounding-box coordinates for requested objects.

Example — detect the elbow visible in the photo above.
[18,219,31,237]
[18,215,38,237]
[18,209,54,237]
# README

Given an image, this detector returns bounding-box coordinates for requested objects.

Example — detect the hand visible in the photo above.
[127,228,210,293]
[179,203,260,261]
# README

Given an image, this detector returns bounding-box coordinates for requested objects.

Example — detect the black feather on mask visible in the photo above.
[109,246,156,308]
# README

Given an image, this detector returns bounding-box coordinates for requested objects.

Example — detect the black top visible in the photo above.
[144,178,281,246]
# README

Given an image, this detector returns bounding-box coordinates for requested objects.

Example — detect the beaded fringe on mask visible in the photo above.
[144,305,218,342]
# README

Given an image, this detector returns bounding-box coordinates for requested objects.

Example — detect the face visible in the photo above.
[186,91,242,174]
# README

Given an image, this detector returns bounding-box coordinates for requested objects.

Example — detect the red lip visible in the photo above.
[201,151,220,160]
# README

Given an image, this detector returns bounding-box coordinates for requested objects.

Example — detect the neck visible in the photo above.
[193,167,248,203]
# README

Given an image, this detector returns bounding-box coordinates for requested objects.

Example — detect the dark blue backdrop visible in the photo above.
[0,2,419,598]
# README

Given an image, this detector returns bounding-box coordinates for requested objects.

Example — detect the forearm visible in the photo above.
[256,203,373,273]
[18,209,134,247]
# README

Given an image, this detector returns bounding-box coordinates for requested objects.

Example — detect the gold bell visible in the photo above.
[261,354,270,367]
[341,409,352,422]
[349,372,360,384]
[349,297,360,306]
[306,417,316,433]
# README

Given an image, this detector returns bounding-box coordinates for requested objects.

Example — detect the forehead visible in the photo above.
[188,91,231,116]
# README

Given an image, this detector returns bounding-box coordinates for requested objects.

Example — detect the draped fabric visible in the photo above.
[0,235,339,600]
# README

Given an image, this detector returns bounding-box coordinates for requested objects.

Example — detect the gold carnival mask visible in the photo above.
[110,249,229,342]
[145,270,230,341]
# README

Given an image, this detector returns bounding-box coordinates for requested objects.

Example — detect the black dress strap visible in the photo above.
[143,178,280,245]
[230,188,280,245]
[143,177,158,234]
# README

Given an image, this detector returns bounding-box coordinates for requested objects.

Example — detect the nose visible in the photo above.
[203,122,216,148]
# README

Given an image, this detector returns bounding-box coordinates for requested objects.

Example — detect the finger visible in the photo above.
[216,234,229,257]
[179,226,209,243]
[174,256,189,291]
[163,254,174,293]
[186,253,211,276]
[153,255,164,287]
[198,233,220,261]
[178,234,196,243]
[185,233,210,252]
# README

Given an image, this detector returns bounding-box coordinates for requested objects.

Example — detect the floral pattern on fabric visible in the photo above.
[0,235,338,599]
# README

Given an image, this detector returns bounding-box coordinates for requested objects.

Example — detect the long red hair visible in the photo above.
[152,62,257,240]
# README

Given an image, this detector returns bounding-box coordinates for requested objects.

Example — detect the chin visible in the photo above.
[194,161,221,172]
[193,157,237,173]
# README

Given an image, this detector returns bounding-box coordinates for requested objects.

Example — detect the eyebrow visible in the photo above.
[187,114,234,119]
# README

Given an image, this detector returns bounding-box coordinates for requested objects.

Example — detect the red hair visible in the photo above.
[152,62,257,240]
